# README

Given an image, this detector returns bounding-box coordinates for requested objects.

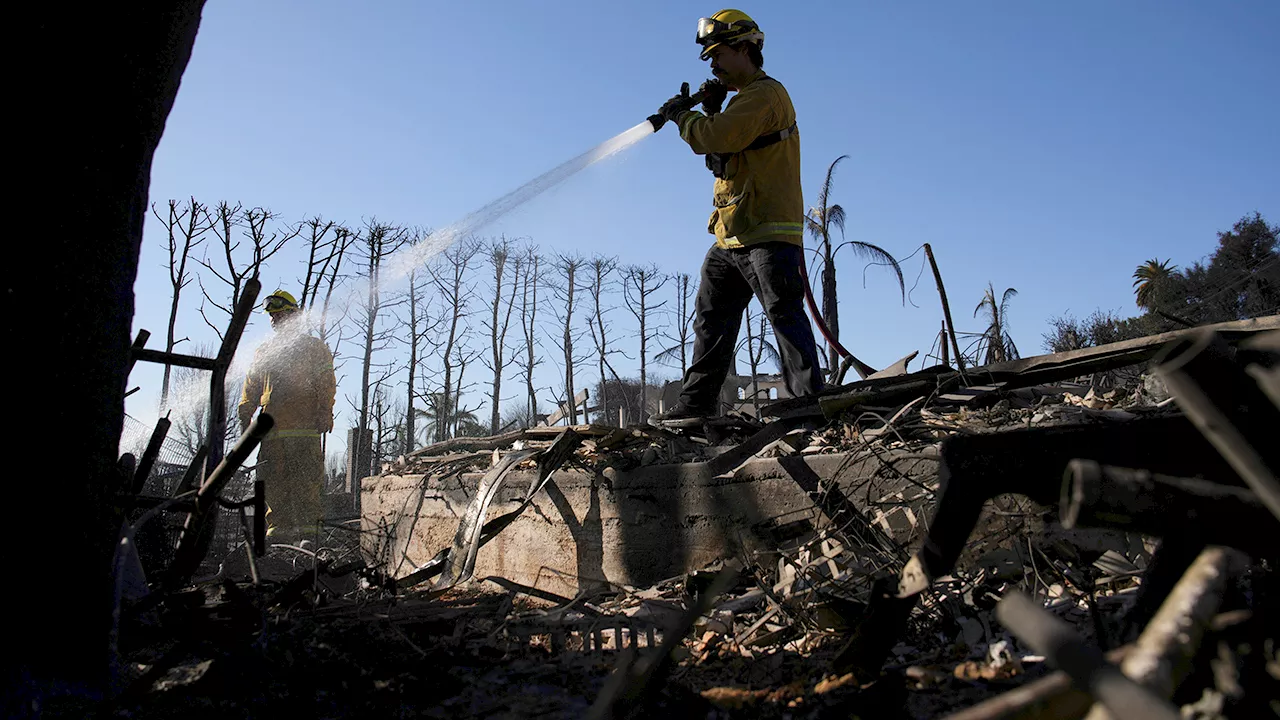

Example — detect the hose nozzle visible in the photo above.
[648,84,708,132]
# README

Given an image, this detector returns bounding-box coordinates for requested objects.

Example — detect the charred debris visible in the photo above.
[106,317,1278,719]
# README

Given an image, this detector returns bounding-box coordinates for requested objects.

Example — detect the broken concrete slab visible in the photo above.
[361,451,939,598]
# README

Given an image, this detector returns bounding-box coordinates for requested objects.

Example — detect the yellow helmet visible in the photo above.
[695,9,764,61]
[264,290,300,314]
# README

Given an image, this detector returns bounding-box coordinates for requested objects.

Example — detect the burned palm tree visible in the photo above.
[973,282,1019,365]
[805,155,904,374]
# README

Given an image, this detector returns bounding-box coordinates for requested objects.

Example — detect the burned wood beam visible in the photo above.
[129,417,171,497]
[995,592,1180,720]
[1155,329,1280,521]
[165,413,274,587]
[130,347,217,370]
[407,428,527,458]
[128,328,150,372]
[831,415,1240,685]
[818,379,943,419]
[1061,460,1276,552]
[973,316,1278,383]
[900,415,1236,599]
[1085,547,1245,719]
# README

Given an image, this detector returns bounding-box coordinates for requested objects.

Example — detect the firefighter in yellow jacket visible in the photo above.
[238,290,336,542]
[652,9,822,426]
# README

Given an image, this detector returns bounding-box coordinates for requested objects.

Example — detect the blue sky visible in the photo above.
[128,1,1280,451]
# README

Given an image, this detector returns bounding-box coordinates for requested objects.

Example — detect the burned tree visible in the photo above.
[393,228,440,455]
[351,219,409,482]
[805,155,904,378]
[515,245,544,423]
[426,236,481,442]
[622,264,668,418]
[198,202,299,340]
[154,196,210,408]
[585,254,627,422]
[739,303,780,417]
[549,253,589,424]
[656,270,696,378]
[481,237,522,434]
[298,216,356,346]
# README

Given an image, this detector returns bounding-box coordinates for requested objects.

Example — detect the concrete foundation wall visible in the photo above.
[361,452,938,597]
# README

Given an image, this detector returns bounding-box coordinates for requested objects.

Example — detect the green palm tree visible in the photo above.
[805,155,904,377]
[973,282,1019,365]
[1132,258,1177,309]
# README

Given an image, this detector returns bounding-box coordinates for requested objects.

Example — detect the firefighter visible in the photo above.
[238,290,336,543]
[651,9,822,427]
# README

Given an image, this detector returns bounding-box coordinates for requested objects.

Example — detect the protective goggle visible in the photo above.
[696,17,731,43]
[264,295,298,313]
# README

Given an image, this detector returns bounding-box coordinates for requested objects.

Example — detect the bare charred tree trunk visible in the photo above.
[155,196,208,407]
[428,237,481,441]
[396,228,440,456]
[552,254,587,425]
[623,264,669,418]
[517,247,543,423]
[673,272,694,377]
[27,0,205,695]
[353,220,408,480]
[482,237,520,433]
[746,309,767,417]
[585,255,625,422]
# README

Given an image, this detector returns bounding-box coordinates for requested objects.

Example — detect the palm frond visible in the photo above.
[837,238,905,300]
[827,204,846,238]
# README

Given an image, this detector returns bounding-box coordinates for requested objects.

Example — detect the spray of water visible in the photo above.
[145,120,659,434]
[382,119,657,282]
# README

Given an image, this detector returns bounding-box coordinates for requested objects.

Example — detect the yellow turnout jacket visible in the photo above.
[676,71,804,249]
[238,330,336,436]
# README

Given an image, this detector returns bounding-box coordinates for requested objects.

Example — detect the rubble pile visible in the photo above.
[102,319,1278,718]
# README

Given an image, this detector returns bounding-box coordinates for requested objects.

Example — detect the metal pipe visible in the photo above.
[1060,460,1274,551]
[994,592,1179,720]
[130,417,171,497]
[1156,329,1280,521]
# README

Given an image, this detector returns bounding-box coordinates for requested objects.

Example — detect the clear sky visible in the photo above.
[128,1,1280,453]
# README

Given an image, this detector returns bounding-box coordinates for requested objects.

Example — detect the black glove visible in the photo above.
[699,79,728,115]
[658,82,695,124]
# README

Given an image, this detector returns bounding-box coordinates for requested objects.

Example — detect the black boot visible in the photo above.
[649,402,715,428]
